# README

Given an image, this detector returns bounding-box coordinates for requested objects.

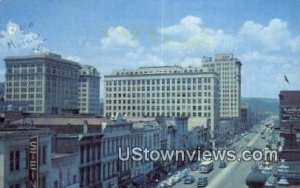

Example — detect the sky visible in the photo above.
[0,0,300,98]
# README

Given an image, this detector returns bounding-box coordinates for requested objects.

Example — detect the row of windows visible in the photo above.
[106,84,213,92]
[106,111,212,118]
[221,81,238,85]
[106,105,212,111]
[114,68,203,75]
[6,66,43,74]
[106,98,213,105]
[106,77,212,86]
[6,88,43,93]
[222,85,238,89]
[9,146,47,173]
[6,75,44,81]
[6,94,43,99]
[222,107,239,111]
[222,94,238,98]
[6,81,43,86]
[106,92,212,98]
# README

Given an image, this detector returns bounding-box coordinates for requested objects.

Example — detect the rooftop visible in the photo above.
[108,65,211,76]
[4,52,81,66]
[80,64,100,77]
[12,116,111,126]
[0,127,52,138]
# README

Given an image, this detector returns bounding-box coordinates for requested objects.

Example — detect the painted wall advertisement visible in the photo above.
[28,136,39,188]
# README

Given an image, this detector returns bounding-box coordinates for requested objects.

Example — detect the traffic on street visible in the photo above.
[155,115,278,188]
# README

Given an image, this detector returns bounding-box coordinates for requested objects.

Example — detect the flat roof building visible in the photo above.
[4,52,81,114]
[104,65,220,139]
[202,53,241,119]
[79,65,101,115]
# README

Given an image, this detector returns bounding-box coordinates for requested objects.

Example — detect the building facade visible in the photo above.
[54,133,104,188]
[104,65,220,138]
[279,90,300,158]
[0,128,53,188]
[51,153,80,188]
[79,65,101,115]
[202,53,241,119]
[187,117,210,150]
[4,52,81,114]
[278,90,300,185]
[101,114,160,188]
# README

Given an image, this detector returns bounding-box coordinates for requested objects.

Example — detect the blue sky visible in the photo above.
[0,0,300,98]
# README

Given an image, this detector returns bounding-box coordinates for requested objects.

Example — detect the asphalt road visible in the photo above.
[171,119,270,188]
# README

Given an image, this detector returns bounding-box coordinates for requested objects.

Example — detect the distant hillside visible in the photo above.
[242,97,279,114]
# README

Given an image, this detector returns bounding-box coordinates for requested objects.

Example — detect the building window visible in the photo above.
[25,148,29,169]
[39,176,46,188]
[10,151,14,171]
[10,184,20,188]
[80,168,84,186]
[92,145,95,161]
[73,175,77,184]
[42,146,47,164]
[54,181,58,188]
[80,146,84,163]
[15,150,20,170]
[86,146,90,162]
[9,150,20,172]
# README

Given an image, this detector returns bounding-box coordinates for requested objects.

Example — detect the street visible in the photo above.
[165,118,272,188]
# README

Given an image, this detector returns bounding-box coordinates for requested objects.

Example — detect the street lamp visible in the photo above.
[261,161,275,187]
[277,159,289,186]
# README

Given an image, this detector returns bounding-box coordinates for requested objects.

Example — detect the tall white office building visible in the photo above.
[79,65,100,115]
[202,53,241,119]
[4,52,80,114]
[104,65,220,137]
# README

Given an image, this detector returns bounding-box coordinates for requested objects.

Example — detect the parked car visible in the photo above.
[165,177,176,186]
[219,161,226,168]
[197,176,208,187]
[179,169,189,178]
[158,179,172,188]
[184,175,195,184]
[171,174,181,183]
[191,164,199,171]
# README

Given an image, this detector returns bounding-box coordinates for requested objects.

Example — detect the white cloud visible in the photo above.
[1,18,296,98]
[159,16,300,57]
[65,56,81,62]
[101,26,139,49]
[155,16,300,97]
[161,16,216,55]
[239,19,292,52]
[163,16,203,38]
[98,26,163,72]
[181,57,202,67]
